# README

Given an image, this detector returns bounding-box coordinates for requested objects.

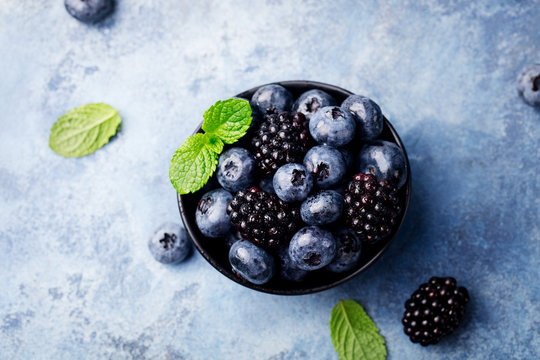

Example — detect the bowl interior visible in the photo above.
[178,80,411,295]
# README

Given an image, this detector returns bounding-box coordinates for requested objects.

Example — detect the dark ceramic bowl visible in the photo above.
[178,80,411,295]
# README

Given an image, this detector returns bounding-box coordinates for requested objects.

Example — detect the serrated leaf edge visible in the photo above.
[49,103,121,157]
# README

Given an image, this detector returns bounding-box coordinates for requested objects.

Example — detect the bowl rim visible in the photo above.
[178,80,412,295]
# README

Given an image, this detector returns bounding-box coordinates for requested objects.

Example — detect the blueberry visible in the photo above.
[289,226,336,271]
[259,175,275,194]
[300,190,343,225]
[217,147,257,192]
[195,189,233,238]
[250,84,293,115]
[64,0,114,23]
[229,240,275,284]
[517,64,540,107]
[303,145,346,189]
[277,246,308,282]
[356,140,408,188]
[309,106,356,147]
[292,89,337,120]
[326,229,362,273]
[148,223,192,264]
[273,163,314,202]
[341,95,383,140]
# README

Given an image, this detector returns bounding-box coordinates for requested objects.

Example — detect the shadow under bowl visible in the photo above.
[178,80,412,295]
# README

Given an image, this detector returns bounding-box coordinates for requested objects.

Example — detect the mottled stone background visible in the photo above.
[0,1,539,359]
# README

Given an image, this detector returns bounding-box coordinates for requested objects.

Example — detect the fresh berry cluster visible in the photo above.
[402,277,470,346]
[194,84,408,286]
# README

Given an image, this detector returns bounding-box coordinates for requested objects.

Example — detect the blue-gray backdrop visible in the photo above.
[0,1,539,359]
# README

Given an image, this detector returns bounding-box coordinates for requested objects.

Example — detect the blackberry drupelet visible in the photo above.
[343,173,400,244]
[402,277,470,346]
[226,187,302,250]
[251,111,311,175]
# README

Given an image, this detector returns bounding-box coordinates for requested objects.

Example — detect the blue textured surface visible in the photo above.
[1,1,539,359]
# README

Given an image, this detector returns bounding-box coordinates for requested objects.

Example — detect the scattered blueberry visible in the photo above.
[303,145,346,189]
[326,229,362,273]
[292,89,337,120]
[195,188,233,238]
[273,163,314,202]
[64,0,114,23]
[517,64,540,107]
[289,226,336,271]
[250,84,293,115]
[148,223,192,264]
[277,246,308,282]
[341,95,383,140]
[300,190,343,225]
[356,140,408,188]
[217,147,257,192]
[309,106,356,147]
[229,240,275,284]
[259,175,275,194]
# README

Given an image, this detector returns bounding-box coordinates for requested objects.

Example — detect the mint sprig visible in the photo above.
[330,300,387,360]
[49,103,121,157]
[169,98,252,194]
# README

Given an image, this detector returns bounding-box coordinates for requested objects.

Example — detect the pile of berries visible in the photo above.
[195,84,408,285]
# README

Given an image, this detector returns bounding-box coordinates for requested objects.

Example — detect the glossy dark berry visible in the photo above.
[64,0,114,23]
[226,187,301,250]
[229,240,275,284]
[289,226,336,271]
[148,223,192,264]
[273,163,314,202]
[251,111,312,175]
[309,106,356,147]
[341,95,383,140]
[195,189,232,238]
[292,89,337,120]
[356,140,408,189]
[217,147,257,192]
[402,277,469,346]
[343,173,401,244]
[250,84,293,115]
[517,64,540,107]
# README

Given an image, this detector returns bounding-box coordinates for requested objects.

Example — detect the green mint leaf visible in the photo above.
[204,133,224,154]
[201,98,252,144]
[330,300,387,360]
[169,133,219,195]
[49,103,121,157]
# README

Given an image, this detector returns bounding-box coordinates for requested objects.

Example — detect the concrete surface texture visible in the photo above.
[1,1,539,359]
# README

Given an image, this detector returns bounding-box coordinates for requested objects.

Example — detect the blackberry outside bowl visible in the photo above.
[178,80,411,295]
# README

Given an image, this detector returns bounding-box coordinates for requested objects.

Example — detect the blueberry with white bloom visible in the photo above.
[341,95,383,140]
[273,163,314,202]
[303,145,346,189]
[229,240,275,284]
[309,106,356,147]
[195,189,233,238]
[148,223,192,264]
[217,147,257,192]
[289,226,336,271]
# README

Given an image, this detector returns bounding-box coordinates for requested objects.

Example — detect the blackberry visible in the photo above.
[251,111,311,175]
[343,173,400,244]
[402,277,470,346]
[226,187,301,250]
